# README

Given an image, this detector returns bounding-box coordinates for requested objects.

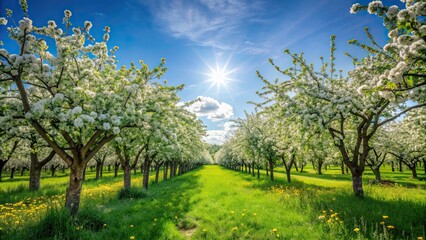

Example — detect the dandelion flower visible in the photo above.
[387,225,395,229]
[130,224,134,228]
[354,227,360,233]
[383,216,389,219]
[417,237,424,240]
[253,213,257,216]
[232,227,238,231]
[380,221,385,225]
[272,228,278,232]
[103,224,107,227]
[130,236,135,240]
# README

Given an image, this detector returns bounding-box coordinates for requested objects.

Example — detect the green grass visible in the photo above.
[1,165,425,240]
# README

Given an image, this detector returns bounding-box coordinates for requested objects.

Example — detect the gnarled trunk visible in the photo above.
[95,162,102,180]
[123,163,131,189]
[114,162,120,177]
[65,161,85,216]
[351,173,364,197]
[411,166,418,179]
[163,162,168,181]
[10,167,16,179]
[142,160,151,190]
[371,167,381,182]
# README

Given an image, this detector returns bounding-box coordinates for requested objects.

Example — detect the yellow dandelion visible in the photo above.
[272,228,278,232]
[130,224,134,228]
[276,234,280,237]
[230,211,234,214]
[203,229,207,232]
[232,227,238,231]
[103,224,107,227]
[354,227,360,233]
[417,237,424,240]
[383,216,389,219]
[15,220,19,224]
[253,213,257,216]
[387,225,395,229]
[241,213,246,216]
[130,236,135,240]
[380,221,385,225]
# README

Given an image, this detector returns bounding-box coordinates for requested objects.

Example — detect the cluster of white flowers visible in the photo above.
[0,17,7,25]
[350,3,362,14]
[18,17,33,33]
[386,5,399,19]
[367,1,383,14]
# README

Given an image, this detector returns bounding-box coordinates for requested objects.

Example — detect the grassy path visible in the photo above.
[2,165,425,239]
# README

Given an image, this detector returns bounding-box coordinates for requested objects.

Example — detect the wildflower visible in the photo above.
[276,234,280,237]
[417,237,424,240]
[232,227,238,231]
[103,224,107,227]
[130,224,134,228]
[354,227,360,233]
[203,229,207,232]
[253,213,257,216]
[387,225,395,229]
[230,211,234,214]
[380,221,385,225]
[241,213,245,216]
[382,216,389,219]
[15,220,19,224]
[130,237,135,240]
[154,218,157,222]
[272,228,278,232]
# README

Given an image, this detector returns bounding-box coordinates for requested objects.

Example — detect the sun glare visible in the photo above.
[203,54,238,93]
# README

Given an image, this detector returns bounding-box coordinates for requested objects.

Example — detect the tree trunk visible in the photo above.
[0,160,7,182]
[248,164,251,174]
[371,167,381,182]
[170,163,173,179]
[123,163,131,189]
[294,162,299,172]
[399,159,403,172]
[108,164,111,173]
[95,162,102,180]
[423,159,426,174]
[164,163,168,181]
[100,162,104,177]
[245,164,247,172]
[251,162,255,177]
[65,162,85,216]
[114,163,120,177]
[345,167,349,174]
[391,161,395,172]
[318,161,323,175]
[300,164,304,172]
[257,165,260,179]
[29,168,41,191]
[411,166,418,179]
[143,160,151,190]
[10,167,16,179]
[155,166,160,183]
[268,160,274,181]
[341,161,345,174]
[265,163,269,176]
[20,166,26,176]
[351,172,364,197]
[51,165,57,177]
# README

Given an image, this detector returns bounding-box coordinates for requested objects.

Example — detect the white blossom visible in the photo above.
[71,106,82,115]
[367,1,383,14]
[103,122,111,130]
[350,3,362,14]
[0,18,7,25]
[113,127,120,134]
[74,117,83,128]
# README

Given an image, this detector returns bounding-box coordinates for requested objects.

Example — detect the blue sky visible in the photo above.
[1,0,401,144]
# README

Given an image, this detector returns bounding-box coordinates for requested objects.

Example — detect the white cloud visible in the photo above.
[142,0,263,49]
[204,121,238,145]
[186,96,233,122]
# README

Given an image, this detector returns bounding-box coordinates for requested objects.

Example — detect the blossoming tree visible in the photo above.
[0,4,173,214]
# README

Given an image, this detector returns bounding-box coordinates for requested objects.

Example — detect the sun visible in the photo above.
[203,54,238,92]
[206,67,231,87]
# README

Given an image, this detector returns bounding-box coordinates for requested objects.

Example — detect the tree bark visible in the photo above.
[10,167,16,179]
[423,159,426,174]
[143,160,151,190]
[114,162,120,177]
[154,162,163,184]
[411,166,418,179]
[257,165,260,179]
[251,162,255,177]
[123,163,131,189]
[163,162,168,181]
[351,173,364,197]
[95,162,102,180]
[399,159,403,172]
[0,160,7,182]
[391,161,395,172]
[318,160,323,175]
[29,168,41,191]
[65,162,85,216]
[341,161,345,174]
[268,159,274,181]
[371,167,382,182]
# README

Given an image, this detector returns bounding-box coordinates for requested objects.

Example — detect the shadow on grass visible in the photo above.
[228,168,426,239]
[84,167,203,240]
